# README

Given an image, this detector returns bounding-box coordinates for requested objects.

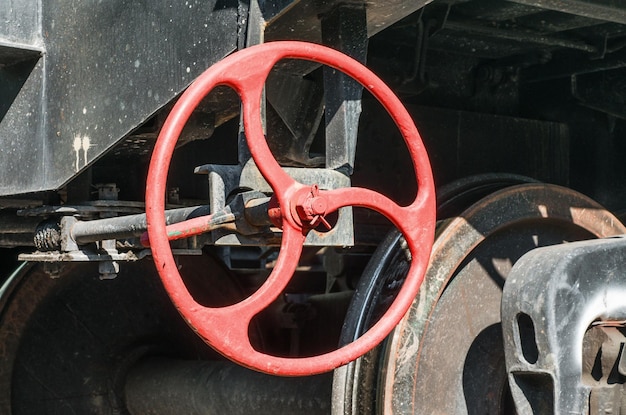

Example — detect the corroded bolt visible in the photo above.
[296,196,327,220]
[291,185,332,230]
[310,197,327,216]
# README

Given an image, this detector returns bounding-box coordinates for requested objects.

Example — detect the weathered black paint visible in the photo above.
[0,0,239,195]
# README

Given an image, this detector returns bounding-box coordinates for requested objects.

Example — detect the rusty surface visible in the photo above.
[0,254,250,413]
[375,184,626,414]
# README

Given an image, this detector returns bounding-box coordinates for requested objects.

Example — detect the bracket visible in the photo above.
[196,158,354,246]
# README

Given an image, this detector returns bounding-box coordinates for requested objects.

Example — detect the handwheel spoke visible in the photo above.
[242,90,298,194]
[189,224,307,368]
[321,187,433,241]
[222,224,306,315]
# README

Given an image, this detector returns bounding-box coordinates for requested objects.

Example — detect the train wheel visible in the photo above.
[333,183,626,414]
[0,253,246,414]
[333,173,538,413]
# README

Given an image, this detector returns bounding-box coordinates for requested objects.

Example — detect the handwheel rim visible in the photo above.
[145,41,436,375]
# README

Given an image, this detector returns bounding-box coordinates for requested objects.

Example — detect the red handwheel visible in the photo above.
[145,41,436,376]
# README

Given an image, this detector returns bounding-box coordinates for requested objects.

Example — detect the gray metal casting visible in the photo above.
[503,236,626,414]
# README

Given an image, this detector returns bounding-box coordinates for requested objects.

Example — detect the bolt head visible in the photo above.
[310,197,327,215]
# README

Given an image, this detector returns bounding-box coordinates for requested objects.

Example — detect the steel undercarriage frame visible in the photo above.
[3,0,626,414]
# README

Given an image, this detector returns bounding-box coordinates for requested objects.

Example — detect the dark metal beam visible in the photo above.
[444,19,598,52]
[321,4,368,175]
[523,48,626,81]
[513,11,605,34]
[264,0,437,42]
[508,0,626,25]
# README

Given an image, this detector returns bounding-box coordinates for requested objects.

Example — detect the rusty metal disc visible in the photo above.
[333,183,626,414]
[382,184,626,414]
[332,174,538,414]
[0,253,249,413]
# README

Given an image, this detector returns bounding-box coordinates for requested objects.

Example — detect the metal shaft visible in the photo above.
[125,357,332,415]
[70,205,213,244]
